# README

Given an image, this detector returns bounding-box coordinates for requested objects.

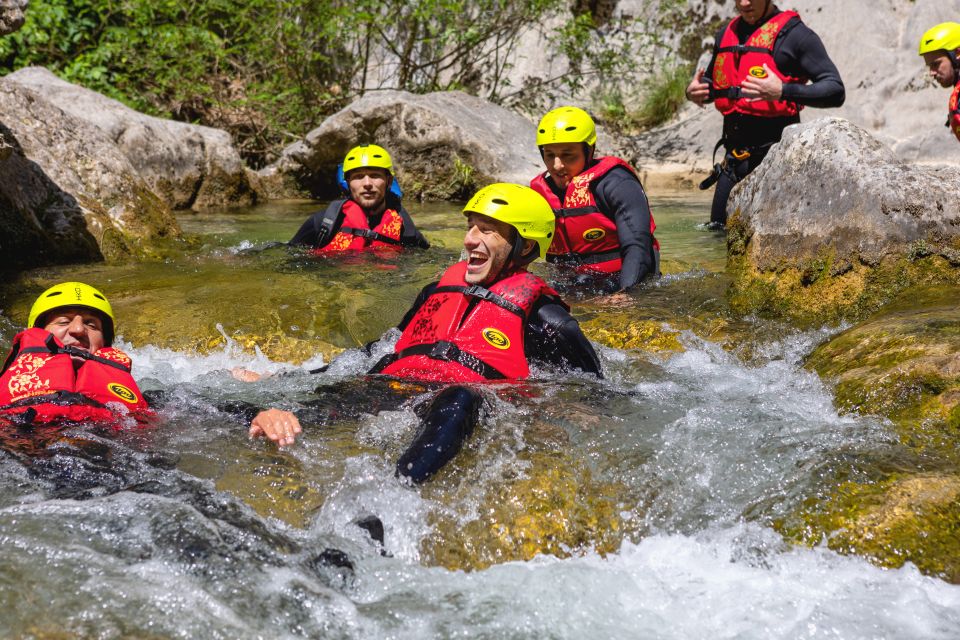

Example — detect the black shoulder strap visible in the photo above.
[315,199,347,249]
[431,284,526,318]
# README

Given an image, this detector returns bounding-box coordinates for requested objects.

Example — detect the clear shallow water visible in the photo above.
[0,194,958,638]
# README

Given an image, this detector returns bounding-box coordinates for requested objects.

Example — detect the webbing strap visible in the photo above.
[370,340,507,380]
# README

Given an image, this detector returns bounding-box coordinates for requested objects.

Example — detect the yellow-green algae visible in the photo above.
[726,209,960,325]
[580,314,684,354]
[421,450,628,571]
[778,284,960,581]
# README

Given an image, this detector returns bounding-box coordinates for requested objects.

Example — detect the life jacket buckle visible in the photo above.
[731,148,752,161]
[463,285,493,301]
[429,341,457,362]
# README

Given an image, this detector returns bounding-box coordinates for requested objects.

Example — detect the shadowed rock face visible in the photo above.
[4,67,257,211]
[0,0,27,36]
[259,90,544,201]
[0,82,181,268]
[725,117,960,321]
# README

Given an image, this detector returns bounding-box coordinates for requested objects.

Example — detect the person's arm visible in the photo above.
[289,201,345,247]
[396,206,430,249]
[526,300,603,378]
[777,23,845,108]
[593,167,655,291]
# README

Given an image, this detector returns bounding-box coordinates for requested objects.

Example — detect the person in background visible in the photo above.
[529,106,659,294]
[289,144,429,252]
[685,0,844,226]
[918,22,960,144]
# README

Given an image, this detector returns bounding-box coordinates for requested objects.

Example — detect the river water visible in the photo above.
[0,196,958,639]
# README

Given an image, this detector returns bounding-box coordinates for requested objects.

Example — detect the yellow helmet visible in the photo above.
[463,183,555,260]
[536,106,597,147]
[342,144,393,175]
[918,22,960,55]
[28,282,115,345]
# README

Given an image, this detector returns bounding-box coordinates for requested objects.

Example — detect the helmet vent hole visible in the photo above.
[491,198,509,205]
[47,292,62,298]
[538,128,545,134]
[564,126,577,132]
[94,294,105,300]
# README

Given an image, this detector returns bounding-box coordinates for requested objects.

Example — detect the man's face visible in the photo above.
[43,307,106,356]
[463,213,516,286]
[735,0,772,25]
[923,51,957,87]
[542,142,587,189]
[347,167,390,211]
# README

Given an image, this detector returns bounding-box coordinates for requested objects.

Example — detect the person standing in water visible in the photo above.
[529,106,659,294]
[685,0,844,226]
[917,22,960,144]
[250,184,602,482]
[289,143,429,252]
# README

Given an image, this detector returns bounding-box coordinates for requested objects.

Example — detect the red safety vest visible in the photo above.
[712,11,806,117]
[0,328,152,427]
[530,156,659,274]
[371,262,564,383]
[948,81,960,143]
[314,200,404,254]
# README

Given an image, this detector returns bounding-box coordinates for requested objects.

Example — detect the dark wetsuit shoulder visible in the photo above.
[592,165,655,290]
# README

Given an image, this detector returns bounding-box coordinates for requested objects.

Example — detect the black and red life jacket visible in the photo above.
[711,11,806,118]
[948,80,960,143]
[313,199,404,254]
[530,156,659,274]
[0,328,151,427]
[370,261,563,383]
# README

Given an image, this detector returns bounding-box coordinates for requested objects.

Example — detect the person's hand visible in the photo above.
[601,292,634,308]
[249,409,302,447]
[685,68,710,106]
[232,367,263,382]
[740,64,783,101]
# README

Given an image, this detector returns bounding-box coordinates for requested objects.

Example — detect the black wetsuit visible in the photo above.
[540,165,657,291]
[704,9,845,224]
[289,193,430,249]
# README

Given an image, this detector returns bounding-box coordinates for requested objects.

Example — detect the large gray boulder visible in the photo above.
[4,67,256,210]
[0,0,26,36]
[0,82,181,270]
[260,90,544,200]
[726,117,960,320]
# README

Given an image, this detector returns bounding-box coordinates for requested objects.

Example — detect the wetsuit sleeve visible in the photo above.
[396,206,431,249]
[289,211,325,246]
[526,300,603,378]
[593,167,655,291]
[776,22,845,108]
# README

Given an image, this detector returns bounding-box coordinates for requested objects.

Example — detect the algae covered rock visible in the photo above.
[726,118,960,322]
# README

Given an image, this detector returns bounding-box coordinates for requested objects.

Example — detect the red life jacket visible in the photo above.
[313,200,404,254]
[370,261,564,383]
[948,81,960,143]
[0,328,152,427]
[711,11,806,118]
[530,156,659,274]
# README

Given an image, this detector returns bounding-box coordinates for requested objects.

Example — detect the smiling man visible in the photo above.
[529,106,659,294]
[686,0,844,226]
[0,282,152,426]
[250,184,603,461]
[289,144,429,252]
[918,22,960,144]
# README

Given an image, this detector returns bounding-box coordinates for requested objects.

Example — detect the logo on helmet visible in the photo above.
[482,328,510,350]
[583,228,606,242]
[108,383,138,404]
[748,66,768,79]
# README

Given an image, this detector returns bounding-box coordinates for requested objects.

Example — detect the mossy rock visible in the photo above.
[421,450,627,571]
[727,246,960,326]
[806,284,960,458]
[777,474,960,583]
[580,315,684,354]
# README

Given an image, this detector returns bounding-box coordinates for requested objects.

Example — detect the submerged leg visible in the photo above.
[395,385,483,484]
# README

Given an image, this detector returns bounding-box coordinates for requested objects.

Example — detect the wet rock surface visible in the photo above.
[260,89,543,200]
[726,118,960,322]
[0,0,26,36]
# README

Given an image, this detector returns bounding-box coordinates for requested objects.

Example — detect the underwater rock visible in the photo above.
[726,117,960,322]
[0,82,181,269]
[580,315,684,354]
[259,90,543,200]
[4,67,257,211]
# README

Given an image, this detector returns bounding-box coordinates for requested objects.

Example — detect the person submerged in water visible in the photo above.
[289,143,429,253]
[529,106,659,295]
[249,183,603,481]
